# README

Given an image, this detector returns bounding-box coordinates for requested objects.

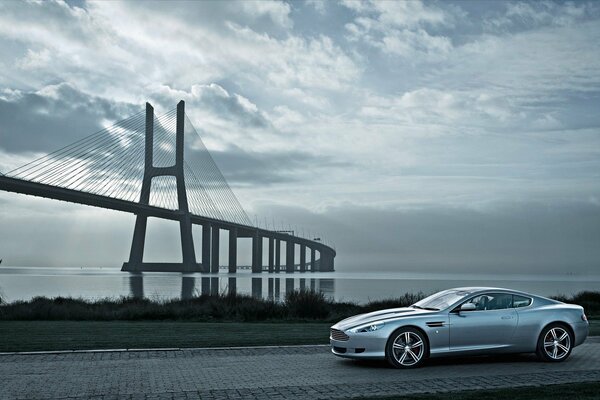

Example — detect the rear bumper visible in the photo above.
[571,321,589,347]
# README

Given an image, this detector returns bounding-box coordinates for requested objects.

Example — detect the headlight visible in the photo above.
[349,322,385,333]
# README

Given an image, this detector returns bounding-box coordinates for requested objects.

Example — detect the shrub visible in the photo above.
[285,289,330,319]
[6,289,597,322]
[362,292,425,313]
[552,291,600,316]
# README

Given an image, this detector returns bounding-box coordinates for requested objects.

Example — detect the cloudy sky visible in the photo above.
[0,0,599,274]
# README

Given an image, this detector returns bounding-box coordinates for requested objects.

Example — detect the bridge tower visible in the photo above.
[122,101,203,272]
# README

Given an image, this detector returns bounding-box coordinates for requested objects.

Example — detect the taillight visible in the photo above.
[582,313,588,321]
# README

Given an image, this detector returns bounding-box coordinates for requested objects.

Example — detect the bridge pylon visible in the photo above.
[122,101,204,272]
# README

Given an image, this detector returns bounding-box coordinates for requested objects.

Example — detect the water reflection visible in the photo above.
[129,273,144,299]
[128,273,335,301]
[182,276,194,300]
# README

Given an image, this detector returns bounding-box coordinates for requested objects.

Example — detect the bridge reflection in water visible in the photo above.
[128,274,335,301]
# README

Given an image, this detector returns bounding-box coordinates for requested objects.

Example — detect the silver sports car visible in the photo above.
[330,287,589,368]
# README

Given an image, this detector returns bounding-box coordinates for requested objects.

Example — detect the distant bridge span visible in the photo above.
[0,101,335,273]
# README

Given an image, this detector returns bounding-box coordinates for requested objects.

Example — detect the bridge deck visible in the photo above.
[0,175,336,265]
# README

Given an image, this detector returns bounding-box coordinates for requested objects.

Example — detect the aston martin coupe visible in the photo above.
[330,287,589,368]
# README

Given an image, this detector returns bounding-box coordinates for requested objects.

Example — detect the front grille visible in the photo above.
[331,328,349,341]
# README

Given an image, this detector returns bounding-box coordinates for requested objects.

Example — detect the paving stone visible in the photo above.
[1,343,599,399]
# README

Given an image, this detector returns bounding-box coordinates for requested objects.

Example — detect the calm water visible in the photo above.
[1,267,599,304]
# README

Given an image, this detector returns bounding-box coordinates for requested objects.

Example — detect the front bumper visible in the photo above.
[330,332,386,359]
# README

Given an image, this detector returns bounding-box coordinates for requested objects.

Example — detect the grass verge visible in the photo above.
[0,319,596,353]
[0,321,331,352]
[355,381,600,400]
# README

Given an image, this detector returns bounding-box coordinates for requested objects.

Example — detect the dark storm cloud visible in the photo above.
[210,145,349,185]
[0,0,598,276]
[0,83,138,154]
[260,201,600,275]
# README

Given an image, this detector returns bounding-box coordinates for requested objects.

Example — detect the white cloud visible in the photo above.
[487,1,594,30]
[380,28,453,57]
[358,88,518,129]
[16,48,51,70]
[0,1,599,272]
[0,0,360,102]
[0,1,598,228]
[238,1,293,28]
[270,105,306,130]
[305,0,326,15]
[342,0,456,60]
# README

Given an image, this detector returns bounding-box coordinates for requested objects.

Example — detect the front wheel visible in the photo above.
[385,327,428,369]
[536,324,573,362]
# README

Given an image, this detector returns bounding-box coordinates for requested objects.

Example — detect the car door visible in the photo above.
[449,292,518,351]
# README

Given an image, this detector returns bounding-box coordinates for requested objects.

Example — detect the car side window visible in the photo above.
[512,295,532,308]
[462,293,513,311]
[486,293,513,310]
[464,295,489,311]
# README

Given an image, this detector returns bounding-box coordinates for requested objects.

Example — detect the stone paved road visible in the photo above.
[1,339,599,400]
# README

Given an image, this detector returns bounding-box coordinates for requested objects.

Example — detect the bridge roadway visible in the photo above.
[0,175,336,273]
[0,339,599,399]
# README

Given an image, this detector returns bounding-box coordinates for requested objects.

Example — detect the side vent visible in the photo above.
[426,321,445,328]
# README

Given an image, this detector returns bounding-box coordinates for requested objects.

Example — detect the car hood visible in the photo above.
[332,307,437,331]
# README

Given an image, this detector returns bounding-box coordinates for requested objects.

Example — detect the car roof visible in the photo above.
[448,287,534,297]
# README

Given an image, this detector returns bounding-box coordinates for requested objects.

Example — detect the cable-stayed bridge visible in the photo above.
[0,101,335,273]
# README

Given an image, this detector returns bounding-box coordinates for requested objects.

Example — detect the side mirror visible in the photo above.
[460,303,476,312]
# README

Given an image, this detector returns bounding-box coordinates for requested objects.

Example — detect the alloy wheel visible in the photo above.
[391,331,425,367]
[543,327,571,360]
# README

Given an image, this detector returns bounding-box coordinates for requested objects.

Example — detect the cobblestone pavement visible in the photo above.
[1,339,599,400]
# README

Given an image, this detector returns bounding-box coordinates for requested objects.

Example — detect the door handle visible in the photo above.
[501,315,513,320]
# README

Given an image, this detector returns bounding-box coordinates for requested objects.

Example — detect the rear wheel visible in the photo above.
[536,324,573,362]
[385,327,428,369]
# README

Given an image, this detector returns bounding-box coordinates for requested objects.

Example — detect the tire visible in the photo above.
[536,323,573,362]
[385,327,428,369]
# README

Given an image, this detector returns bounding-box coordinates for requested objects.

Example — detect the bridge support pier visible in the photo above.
[179,214,197,268]
[268,237,274,273]
[319,251,335,272]
[229,227,237,273]
[127,214,148,269]
[275,239,281,273]
[252,233,262,273]
[310,248,316,271]
[300,244,306,272]
[211,227,220,273]
[286,241,294,272]
[123,101,201,272]
[201,224,211,272]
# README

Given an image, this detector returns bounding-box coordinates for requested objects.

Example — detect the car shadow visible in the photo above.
[342,353,540,369]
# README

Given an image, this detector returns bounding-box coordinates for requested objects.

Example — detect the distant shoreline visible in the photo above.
[0,290,598,321]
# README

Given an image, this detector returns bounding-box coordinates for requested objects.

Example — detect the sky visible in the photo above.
[0,0,599,274]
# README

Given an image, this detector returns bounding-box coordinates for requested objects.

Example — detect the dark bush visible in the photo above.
[362,292,425,313]
[285,289,331,319]
[7,289,597,322]
[552,291,600,316]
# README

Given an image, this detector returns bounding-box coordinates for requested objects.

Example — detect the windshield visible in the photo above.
[412,289,473,311]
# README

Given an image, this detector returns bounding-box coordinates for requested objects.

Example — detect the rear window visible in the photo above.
[513,295,532,308]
